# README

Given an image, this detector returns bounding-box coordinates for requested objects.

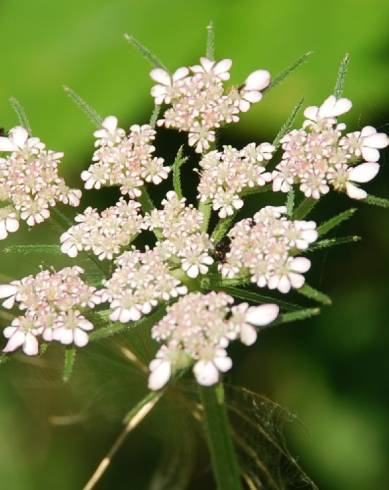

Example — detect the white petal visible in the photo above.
[148,360,171,390]
[3,326,17,338]
[3,331,25,352]
[119,308,132,323]
[200,57,215,71]
[214,58,232,75]
[239,99,251,112]
[2,296,16,309]
[11,126,29,147]
[278,276,291,294]
[213,355,233,372]
[172,66,189,81]
[193,361,219,386]
[74,329,89,347]
[289,272,305,289]
[245,304,279,327]
[187,264,199,278]
[23,333,39,356]
[332,98,352,116]
[102,116,118,132]
[361,147,380,162]
[150,68,171,86]
[243,90,262,103]
[346,182,367,200]
[349,162,379,183]
[304,106,319,120]
[318,96,336,117]
[291,257,311,273]
[0,284,17,298]
[0,137,17,151]
[363,132,389,149]
[5,217,19,232]
[0,221,7,239]
[240,324,258,345]
[244,69,271,91]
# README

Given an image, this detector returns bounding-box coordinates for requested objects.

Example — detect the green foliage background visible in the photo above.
[0,1,388,489]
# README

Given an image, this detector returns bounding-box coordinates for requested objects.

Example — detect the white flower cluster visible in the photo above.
[148,292,279,389]
[0,267,100,355]
[144,191,214,278]
[0,126,81,239]
[220,206,318,293]
[102,248,187,323]
[60,198,142,260]
[150,58,271,153]
[272,96,389,200]
[198,143,274,217]
[81,117,170,198]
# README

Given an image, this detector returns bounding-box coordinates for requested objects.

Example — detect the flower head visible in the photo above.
[0,126,81,238]
[149,292,279,389]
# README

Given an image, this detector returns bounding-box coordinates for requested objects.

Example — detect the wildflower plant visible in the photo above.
[1,27,388,490]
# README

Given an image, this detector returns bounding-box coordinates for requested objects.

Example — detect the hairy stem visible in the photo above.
[199,382,243,490]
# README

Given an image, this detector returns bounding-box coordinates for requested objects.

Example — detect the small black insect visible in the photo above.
[213,236,230,262]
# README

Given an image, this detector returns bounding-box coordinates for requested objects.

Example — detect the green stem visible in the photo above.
[199,383,243,490]
[199,200,212,233]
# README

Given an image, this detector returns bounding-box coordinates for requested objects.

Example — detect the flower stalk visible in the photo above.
[199,382,243,490]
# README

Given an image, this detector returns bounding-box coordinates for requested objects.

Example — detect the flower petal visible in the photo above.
[148,360,172,390]
[150,68,171,86]
[193,360,220,386]
[349,162,379,183]
[244,69,271,91]
[245,304,279,327]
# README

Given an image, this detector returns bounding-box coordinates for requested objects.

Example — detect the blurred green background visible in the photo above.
[1,0,389,488]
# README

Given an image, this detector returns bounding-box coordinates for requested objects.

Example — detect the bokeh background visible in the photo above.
[0,0,388,489]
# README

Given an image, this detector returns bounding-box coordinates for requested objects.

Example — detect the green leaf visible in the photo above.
[317,208,357,236]
[219,286,301,312]
[62,347,76,383]
[267,51,313,92]
[149,104,161,128]
[211,213,237,244]
[199,383,243,490]
[272,98,304,150]
[334,53,350,98]
[364,194,389,208]
[3,244,62,255]
[297,284,332,305]
[9,97,32,134]
[124,33,167,70]
[293,197,318,220]
[206,21,215,60]
[308,235,361,252]
[240,183,272,197]
[272,307,321,326]
[286,189,295,217]
[63,85,102,127]
[172,146,189,199]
